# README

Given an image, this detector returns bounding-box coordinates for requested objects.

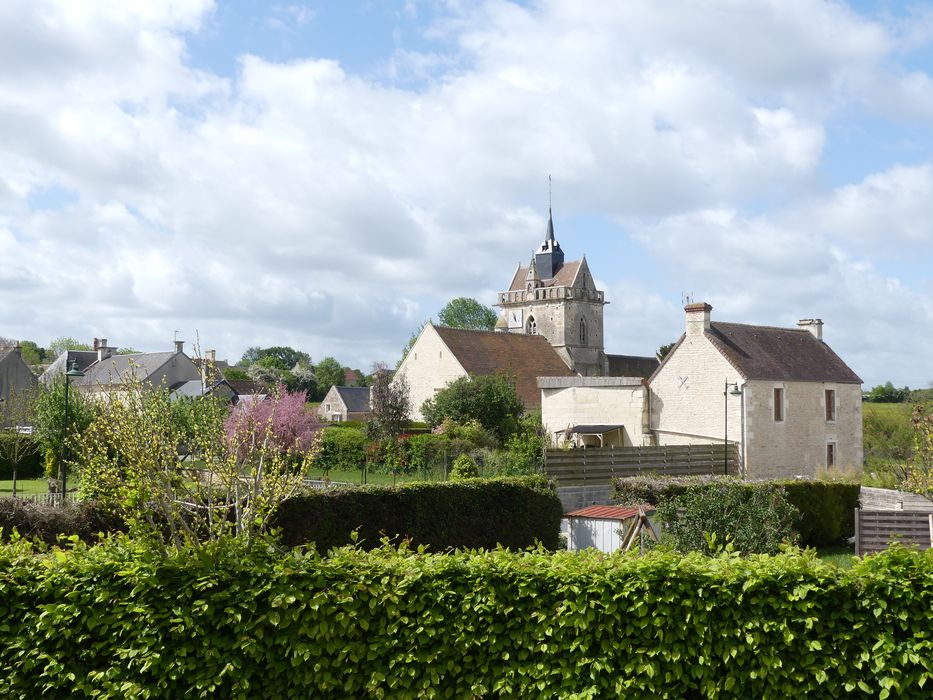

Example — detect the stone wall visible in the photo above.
[540,377,648,447]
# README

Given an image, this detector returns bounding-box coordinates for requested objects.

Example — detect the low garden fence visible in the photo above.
[855,508,933,556]
[544,443,738,486]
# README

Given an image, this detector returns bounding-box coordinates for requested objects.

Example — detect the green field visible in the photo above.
[307,468,445,486]
[816,545,856,569]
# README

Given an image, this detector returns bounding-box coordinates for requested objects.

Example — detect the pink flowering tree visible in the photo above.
[224,385,322,461]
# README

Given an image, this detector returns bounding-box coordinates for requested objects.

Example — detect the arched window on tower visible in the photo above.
[526,316,537,335]
[579,317,587,345]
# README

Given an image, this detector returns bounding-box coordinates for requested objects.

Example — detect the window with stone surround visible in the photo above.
[826,442,836,467]
[526,316,537,335]
[825,389,836,422]
[773,387,784,422]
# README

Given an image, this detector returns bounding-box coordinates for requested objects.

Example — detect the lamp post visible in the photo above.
[59,361,85,506]
[723,381,742,475]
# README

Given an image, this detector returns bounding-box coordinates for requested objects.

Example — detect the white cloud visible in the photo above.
[0,0,931,385]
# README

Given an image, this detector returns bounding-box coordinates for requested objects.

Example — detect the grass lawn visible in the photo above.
[816,545,857,569]
[0,479,52,497]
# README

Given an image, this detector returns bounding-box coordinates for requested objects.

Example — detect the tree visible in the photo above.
[866,382,911,403]
[656,342,676,362]
[314,357,345,397]
[422,374,523,443]
[367,363,411,442]
[238,346,263,366]
[438,297,497,330]
[224,386,322,459]
[47,337,91,358]
[18,340,46,367]
[287,361,317,399]
[0,387,39,497]
[223,366,251,382]
[257,346,310,370]
[32,377,96,479]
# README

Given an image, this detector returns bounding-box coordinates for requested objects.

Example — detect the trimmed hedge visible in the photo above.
[0,539,932,697]
[314,426,368,472]
[0,433,43,480]
[615,475,860,547]
[272,475,562,551]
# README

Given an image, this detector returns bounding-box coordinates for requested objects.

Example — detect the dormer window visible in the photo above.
[579,317,587,345]
[526,316,537,335]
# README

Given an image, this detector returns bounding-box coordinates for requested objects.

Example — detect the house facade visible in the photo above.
[648,303,862,478]
[395,323,574,422]
[539,376,649,447]
[319,386,372,422]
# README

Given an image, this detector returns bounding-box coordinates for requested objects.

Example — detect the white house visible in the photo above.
[648,303,862,478]
[539,376,650,447]
[395,323,574,422]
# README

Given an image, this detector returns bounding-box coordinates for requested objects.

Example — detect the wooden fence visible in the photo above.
[544,444,738,486]
[855,509,933,556]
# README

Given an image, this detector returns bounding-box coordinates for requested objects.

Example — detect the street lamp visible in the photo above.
[59,361,85,506]
[723,381,742,475]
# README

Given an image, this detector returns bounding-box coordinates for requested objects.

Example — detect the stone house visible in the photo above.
[0,345,37,404]
[541,303,864,479]
[648,303,862,478]
[318,386,372,422]
[395,324,575,422]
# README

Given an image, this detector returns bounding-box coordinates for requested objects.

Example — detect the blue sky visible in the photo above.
[0,0,931,388]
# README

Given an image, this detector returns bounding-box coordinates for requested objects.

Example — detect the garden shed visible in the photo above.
[567,505,656,553]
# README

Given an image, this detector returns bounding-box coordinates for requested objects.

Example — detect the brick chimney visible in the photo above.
[797,318,823,340]
[685,302,712,336]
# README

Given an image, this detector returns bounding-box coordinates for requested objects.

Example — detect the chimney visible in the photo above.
[685,302,712,336]
[174,340,184,354]
[96,338,112,362]
[206,349,216,363]
[797,318,823,340]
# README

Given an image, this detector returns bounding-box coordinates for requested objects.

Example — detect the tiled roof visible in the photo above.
[433,325,575,409]
[40,350,99,385]
[706,322,862,384]
[567,505,654,520]
[227,379,268,396]
[509,260,581,291]
[334,386,371,413]
[606,354,658,379]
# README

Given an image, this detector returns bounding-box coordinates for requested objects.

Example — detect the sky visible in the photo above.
[1,0,931,387]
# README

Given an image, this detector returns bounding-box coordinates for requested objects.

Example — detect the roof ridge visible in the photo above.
[712,321,809,334]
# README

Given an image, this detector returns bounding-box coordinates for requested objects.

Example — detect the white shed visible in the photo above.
[567,505,657,553]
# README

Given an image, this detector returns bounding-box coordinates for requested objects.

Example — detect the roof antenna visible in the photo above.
[548,174,552,213]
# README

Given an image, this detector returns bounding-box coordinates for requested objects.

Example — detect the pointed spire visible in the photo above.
[546,208,555,244]
[525,255,541,289]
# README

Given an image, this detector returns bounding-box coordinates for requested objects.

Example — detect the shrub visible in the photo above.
[406,433,452,476]
[656,481,799,554]
[422,374,523,443]
[272,475,562,551]
[0,540,932,697]
[615,475,859,547]
[449,454,479,480]
[0,499,123,545]
[315,427,367,473]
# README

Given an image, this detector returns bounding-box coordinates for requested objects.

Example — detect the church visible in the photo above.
[395,210,658,421]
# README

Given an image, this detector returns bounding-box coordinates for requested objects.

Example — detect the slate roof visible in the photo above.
[74,352,177,388]
[606,354,658,379]
[334,386,371,413]
[704,322,862,384]
[227,379,268,396]
[40,350,99,385]
[508,260,582,291]
[432,325,575,409]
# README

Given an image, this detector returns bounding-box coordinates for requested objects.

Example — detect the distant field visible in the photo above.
[863,402,914,418]
[307,468,445,487]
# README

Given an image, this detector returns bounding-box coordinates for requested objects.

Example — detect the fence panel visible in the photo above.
[544,444,737,485]
[855,509,933,556]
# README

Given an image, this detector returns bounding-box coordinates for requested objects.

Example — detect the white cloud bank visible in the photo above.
[0,0,931,386]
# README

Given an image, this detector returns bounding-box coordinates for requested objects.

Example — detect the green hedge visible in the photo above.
[0,539,931,697]
[272,475,562,551]
[0,499,124,545]
[0,433,43,480]
[614,476,860,547]
[314,426,368,472]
